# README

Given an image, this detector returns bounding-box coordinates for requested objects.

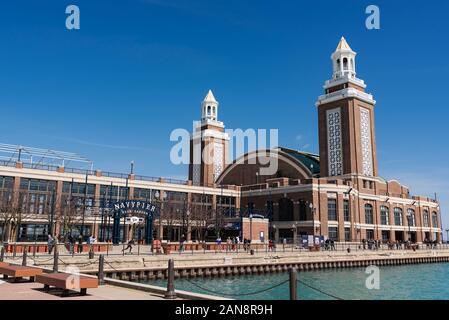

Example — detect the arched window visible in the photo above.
[380,206,389,225]
[432,212,438,227]
[423,210,429,227]
[365,204,373,224]
[278,198,293,221]
[207,105,211,116]
[343,57,348,70]
[394,208,403,226]
[407,209,416,226]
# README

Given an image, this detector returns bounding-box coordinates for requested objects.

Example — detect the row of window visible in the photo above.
[328,199,351,222]
[328,200,438,227]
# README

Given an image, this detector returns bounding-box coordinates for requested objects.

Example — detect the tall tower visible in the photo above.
[189,90,229,186]
[316,37,378,177]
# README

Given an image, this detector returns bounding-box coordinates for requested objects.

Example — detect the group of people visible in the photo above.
[324,239,336,250]
[47,233,97,255]
[361,238,382,250]
[213,236,253,252]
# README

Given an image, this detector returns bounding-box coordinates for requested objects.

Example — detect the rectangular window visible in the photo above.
[381,230,389,241]
[344,227,350,242]
[380,206,389,225]
[343,200,350,222]
[328,199,337,221]
[328,227,338,241]
[366,229,374,240]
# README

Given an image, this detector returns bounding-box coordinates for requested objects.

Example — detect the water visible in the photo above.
[143,263,449,300]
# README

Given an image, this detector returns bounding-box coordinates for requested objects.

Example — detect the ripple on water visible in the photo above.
[142,263,449,300]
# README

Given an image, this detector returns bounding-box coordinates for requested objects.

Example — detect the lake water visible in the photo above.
[143,263,449,300]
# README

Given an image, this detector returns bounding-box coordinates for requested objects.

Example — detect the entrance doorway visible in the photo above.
[395,231,404,242]
[409,231,417,243]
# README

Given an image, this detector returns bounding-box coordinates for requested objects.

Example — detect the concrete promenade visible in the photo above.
[0,281,173,300]
[5,245,449,274]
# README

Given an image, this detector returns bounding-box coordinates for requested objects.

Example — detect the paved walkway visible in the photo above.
[0,280,174,300]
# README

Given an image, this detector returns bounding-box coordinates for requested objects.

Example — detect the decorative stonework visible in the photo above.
[213,142,224,181]
[360,108,373,176]
[192,164,201,185]
[326,108,343,176]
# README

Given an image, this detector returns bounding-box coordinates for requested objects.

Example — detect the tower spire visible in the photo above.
[201,89,219,122]
[332,36,357,79]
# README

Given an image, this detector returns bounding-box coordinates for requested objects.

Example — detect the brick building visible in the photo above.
[0,37,442,244]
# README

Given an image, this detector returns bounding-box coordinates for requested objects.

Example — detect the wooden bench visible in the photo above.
[36,273,98,296]
[0,264,43,282]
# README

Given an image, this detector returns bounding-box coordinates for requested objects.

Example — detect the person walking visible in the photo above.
[180,234,186,252]
[330,239,336,251]
[47,234,54,254]
[77,235,83,254]
[67,234,75,255]
[122,239,135,254]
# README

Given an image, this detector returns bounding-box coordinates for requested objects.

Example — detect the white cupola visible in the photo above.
[331,37,357,80]
[201,89,219,122]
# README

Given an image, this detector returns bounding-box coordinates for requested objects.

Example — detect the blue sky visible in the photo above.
[0,1,448,230]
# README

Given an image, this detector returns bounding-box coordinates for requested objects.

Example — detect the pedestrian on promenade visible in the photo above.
[226,237,232,251]
[122,239,135,254]
[77,235,83,254]
[330,240,336,251]
[67,234,75,255]
[180,234,186,252]
[47,234,55,254]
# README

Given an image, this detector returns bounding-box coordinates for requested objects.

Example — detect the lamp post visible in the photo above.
[292,222,298,247]
[406,211,412,243]
[154,191,167,240]
[249,213,253,242]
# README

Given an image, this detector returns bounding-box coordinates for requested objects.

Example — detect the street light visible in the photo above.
[154,191,167,240]
[406,211,412,243]
[249,213,253,242]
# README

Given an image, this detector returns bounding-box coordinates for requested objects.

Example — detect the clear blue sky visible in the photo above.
[0,1,448,230]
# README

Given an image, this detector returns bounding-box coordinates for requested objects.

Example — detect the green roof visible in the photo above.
[279,147,320,175]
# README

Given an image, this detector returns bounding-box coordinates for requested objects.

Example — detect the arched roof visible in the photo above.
[216,147,320,186]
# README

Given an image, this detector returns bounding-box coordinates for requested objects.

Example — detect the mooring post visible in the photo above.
[0,246,5,262]
[53,245,59,273]
[13,243,17,258]
[289,267,297,300]
[22,246,28,266]
[165,259,177,299]
[98,254,105,285]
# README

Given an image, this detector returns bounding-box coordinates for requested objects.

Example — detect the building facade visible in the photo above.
[0,37,442,244]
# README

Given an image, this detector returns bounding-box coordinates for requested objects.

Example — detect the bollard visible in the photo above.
[0,246,4,262]
[53,246,59,273]
[165,259,177,299]
[289,267,297,300]
[98,254,105,285]
[22,246,28,266]
[89,247,95,259]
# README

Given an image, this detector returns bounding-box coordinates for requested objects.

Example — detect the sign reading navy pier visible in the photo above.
[111,200,158,245]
